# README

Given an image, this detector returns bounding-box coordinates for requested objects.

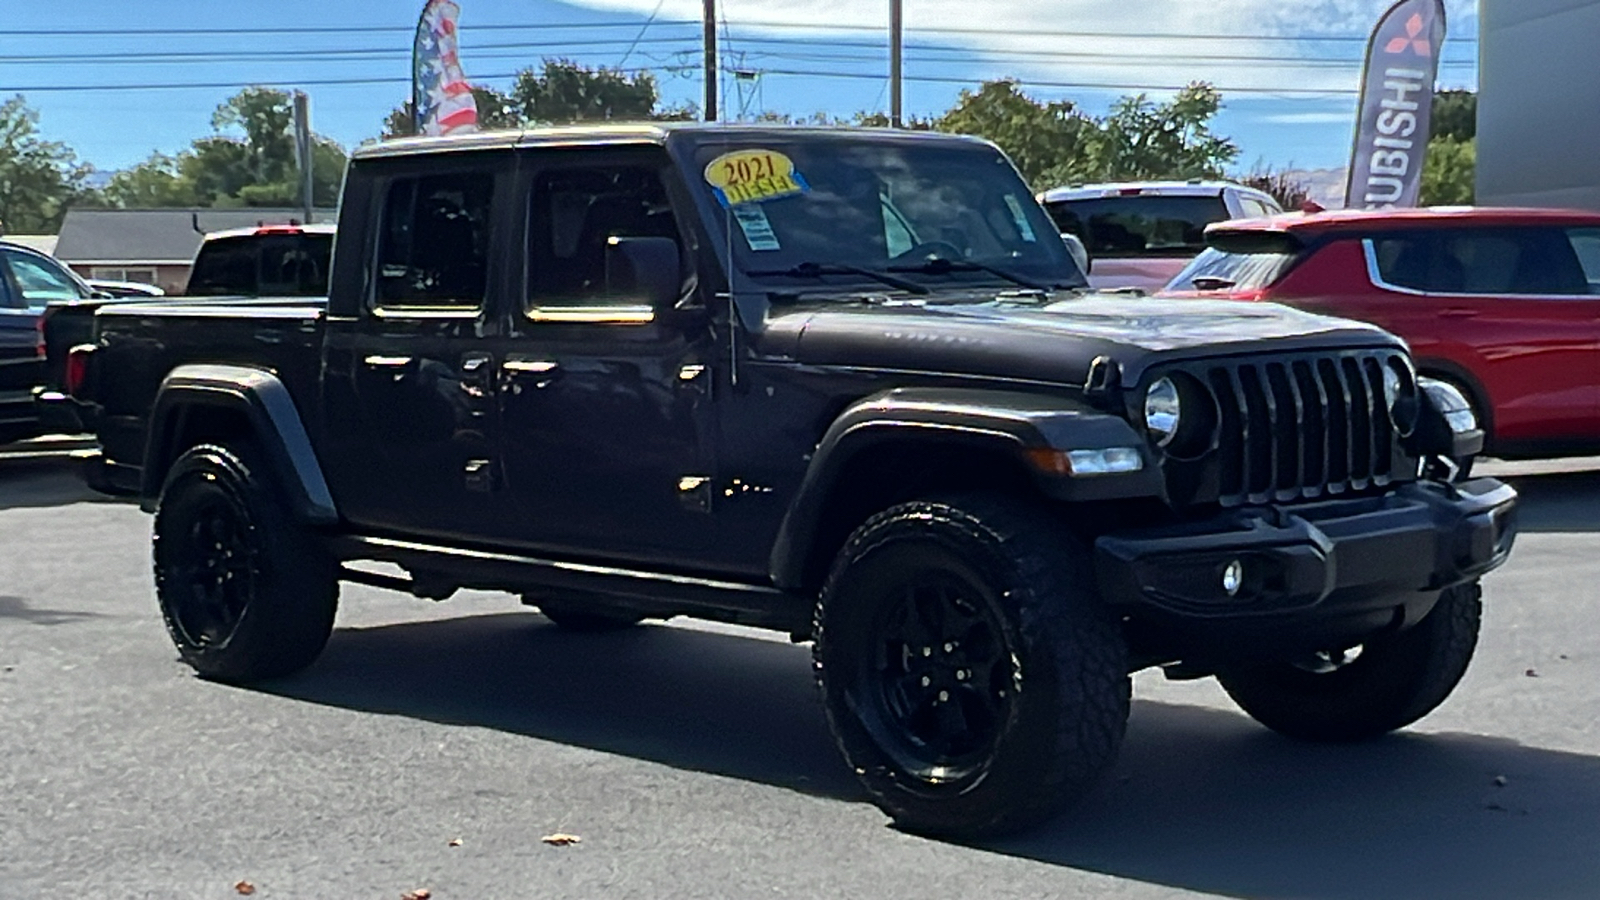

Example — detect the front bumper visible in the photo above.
[1095,478,1517,657]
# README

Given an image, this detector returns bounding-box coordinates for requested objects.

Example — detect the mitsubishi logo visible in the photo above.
[1385,12,1433,56]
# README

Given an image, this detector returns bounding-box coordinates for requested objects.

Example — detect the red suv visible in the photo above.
[1159,207,1600,459]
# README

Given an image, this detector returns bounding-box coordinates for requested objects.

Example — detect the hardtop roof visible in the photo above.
[1207,206,1600,239]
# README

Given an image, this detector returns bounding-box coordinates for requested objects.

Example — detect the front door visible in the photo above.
[489,151,718,565]
[319,156,513,541]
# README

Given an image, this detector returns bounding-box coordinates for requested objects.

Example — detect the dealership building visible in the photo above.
[1477,0,1600,209]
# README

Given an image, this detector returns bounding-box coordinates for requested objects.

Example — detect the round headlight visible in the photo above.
[1385,359,1419,436]
[1145,377,1183,447]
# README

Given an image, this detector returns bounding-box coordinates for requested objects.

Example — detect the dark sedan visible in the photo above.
[0,241,95,444]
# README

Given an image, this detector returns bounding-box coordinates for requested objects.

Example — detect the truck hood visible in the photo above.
[755,293,1402,387]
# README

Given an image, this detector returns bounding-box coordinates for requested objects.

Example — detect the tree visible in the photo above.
[1420,136,1475,205]
[103,152,199,208]
[1431,89,1476,142]
[933,81,1100,189]
[0,95,95,233]
[1091,83,1239,182]
[108,88,348,209]
[512,59,659,124]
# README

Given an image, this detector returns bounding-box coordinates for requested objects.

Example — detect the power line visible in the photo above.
[4,18,1478,44]
[617,0,671,68]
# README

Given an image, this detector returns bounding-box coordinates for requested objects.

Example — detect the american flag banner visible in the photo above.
[412,0,479,136]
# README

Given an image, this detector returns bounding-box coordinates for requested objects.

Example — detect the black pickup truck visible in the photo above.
[63,125,1517,837]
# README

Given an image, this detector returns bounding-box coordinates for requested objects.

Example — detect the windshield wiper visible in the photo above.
[885,257,1058,292]
[745,261,930,295]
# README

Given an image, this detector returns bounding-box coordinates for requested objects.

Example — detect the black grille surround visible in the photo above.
[1144,349,1420,509]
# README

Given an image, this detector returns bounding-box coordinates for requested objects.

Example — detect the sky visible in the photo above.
[1,0,1480,178]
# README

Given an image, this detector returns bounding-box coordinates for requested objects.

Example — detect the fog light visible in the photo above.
[1222,559,1244,597]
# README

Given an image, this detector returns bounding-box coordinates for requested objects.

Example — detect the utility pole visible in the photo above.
[292,91,314,225]
[703,0,718,121]
[890,0,903,127]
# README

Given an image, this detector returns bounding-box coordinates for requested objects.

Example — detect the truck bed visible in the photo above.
[89,297,328,470]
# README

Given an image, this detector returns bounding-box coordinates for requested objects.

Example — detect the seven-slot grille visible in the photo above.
[1193,351,1403,506]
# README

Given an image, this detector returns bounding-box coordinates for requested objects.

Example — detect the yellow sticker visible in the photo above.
[704,149,810,208]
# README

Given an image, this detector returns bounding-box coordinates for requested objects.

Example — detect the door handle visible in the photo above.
[1439,308,1479,319]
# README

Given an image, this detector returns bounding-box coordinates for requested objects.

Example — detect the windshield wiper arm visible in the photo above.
[886,257,1056,292]
[745,261,930,295]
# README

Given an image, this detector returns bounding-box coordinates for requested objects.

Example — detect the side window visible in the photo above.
[1240,198,1273,218]
[528,165,681,310]
[2,250,84,303]
[1374,229,1592,296]
[1373,234,1463,293]
[376,172,494,308]
[1565,228,1600,293]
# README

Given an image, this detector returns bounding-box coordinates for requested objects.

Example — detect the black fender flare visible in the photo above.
[769,386,1159,591]
[139,364,338,525]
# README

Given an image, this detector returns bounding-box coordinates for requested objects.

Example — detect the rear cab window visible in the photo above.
[1045,194,1229,259]
[1368,227,1600,296]
[187,232,334,298]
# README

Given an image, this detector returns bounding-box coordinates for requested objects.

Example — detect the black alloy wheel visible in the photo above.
[814,493,1130,838]
[154,442,338,682]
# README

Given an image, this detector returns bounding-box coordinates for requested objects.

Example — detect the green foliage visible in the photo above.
[1092,84,1239,181]
[929,80,1238,190]
[1420,136,1475,206]
[933,81,1099,188]
[0,95,96,233]
[1431,90,1476,142]
[512,59,658,124]
[108,88,347,209]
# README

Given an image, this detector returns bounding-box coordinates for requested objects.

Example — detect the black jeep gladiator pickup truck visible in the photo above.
[65,125,1517,837]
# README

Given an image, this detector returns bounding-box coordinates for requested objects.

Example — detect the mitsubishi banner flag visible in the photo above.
[413,0,479,136]
[1345,0,1446,209]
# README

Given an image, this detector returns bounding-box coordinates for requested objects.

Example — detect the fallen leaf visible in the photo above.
[1525,668,1540,678]
[1560,654,1570,660]
[234,882,256,896]
[401,890,431,900]
[448,838,463,848]
[542,833,582,846]
[1494,775,1509,787]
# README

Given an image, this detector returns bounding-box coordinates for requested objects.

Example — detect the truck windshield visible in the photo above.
[690,139,1085,293]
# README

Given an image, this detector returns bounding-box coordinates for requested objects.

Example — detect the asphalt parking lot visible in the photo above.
[3,448,1599,900]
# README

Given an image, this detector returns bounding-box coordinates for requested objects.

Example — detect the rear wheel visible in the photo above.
[1218,582,1482,742]
[153,442,338,682]
[813,494,1129,837]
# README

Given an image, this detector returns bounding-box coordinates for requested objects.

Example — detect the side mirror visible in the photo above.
[604,236,682,310]
[1060,233,1091,274]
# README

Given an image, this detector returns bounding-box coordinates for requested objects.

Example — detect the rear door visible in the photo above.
[319,152,514,541]
[1360,227,1600,447]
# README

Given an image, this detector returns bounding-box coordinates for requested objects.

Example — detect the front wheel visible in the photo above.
[1218,582,1482,742]
[153,442,339,682]
[813,494,1130,837]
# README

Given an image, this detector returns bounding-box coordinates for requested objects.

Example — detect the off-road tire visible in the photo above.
[153,442,338,682]
[813,494,1130,838]
[529,597,646,633]
[1218,582,1482,742]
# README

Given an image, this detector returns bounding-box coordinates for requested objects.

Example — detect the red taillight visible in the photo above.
[65,344,96,398]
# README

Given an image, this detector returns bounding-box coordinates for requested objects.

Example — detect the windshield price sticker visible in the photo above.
[705,149,810,208]
[731,204,782,251]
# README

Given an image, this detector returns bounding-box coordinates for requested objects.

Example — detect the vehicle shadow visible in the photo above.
[264,612,1600,899]
[0,458,119,511]
[1503,469,1600,533]
[0,594,107,625]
